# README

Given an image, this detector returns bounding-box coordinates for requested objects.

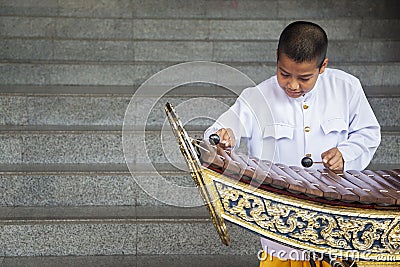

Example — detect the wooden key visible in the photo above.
[343,170,395,206]
[289,167,341,200]
[321,169,379,204]
[311,170,360,202]
[276,163,324,197]
[348,170,400,206]
[269,164,308,194]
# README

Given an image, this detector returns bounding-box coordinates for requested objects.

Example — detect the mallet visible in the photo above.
[301,156,323,168]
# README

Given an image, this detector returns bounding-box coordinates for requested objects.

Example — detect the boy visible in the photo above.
[204,21,381,266]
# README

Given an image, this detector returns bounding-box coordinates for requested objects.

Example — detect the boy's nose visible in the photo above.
[288,79,300,90]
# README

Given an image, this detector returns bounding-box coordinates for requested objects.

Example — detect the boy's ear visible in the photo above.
[319,58,329,74]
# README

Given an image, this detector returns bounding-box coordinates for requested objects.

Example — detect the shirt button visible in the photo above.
[304,126,311,132]
[303,104,309,109]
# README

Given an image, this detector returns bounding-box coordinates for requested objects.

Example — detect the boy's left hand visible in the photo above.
[321,148,344,171]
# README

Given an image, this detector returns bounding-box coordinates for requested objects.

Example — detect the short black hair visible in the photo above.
[277,21,328,68]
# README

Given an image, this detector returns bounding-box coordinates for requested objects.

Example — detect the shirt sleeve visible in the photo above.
[337,80,381,170]
[204,89,254,149]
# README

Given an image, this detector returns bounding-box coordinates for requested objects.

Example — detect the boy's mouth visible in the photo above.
[285,88,303,98]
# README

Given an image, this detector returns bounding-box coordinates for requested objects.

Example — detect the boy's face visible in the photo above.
[276,53,328,98]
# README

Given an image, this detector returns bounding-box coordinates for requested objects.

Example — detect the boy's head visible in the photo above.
[276,21,329,98]
[277,21,328,68]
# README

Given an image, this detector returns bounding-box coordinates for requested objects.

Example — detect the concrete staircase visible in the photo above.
[0,0,399,266]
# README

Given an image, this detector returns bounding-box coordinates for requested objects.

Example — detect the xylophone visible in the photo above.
[165,102,400,266]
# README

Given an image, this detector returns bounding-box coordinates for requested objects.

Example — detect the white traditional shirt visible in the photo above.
[204,68,381,260]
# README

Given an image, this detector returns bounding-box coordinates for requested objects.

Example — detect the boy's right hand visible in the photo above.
[215,128,236,148]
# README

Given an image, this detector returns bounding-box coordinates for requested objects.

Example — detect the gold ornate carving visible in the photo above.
[214,179,400,261]
[335,217,391,251]
[387,219,400,253]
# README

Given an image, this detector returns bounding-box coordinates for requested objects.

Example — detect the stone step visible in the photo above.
[0,62,399,87]
[0,254,258,267]
[0,129,398,166]
[0,206,260,257]
[2,84,399,96]
[0,90,398,127]
[5,255,258,267]
[0,165,196,206]
[1,39,399,63]
[1,16,399,41]
[0,0,398,19]
[130,0,400,20]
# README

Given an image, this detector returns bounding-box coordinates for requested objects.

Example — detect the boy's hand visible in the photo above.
[321,148,344,171]
[215,128,236,148]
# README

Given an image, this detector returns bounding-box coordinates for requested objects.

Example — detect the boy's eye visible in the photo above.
[300,78,310,81]
[281,73,290,77]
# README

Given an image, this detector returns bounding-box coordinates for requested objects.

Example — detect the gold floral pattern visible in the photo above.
[387,219,400,253]
[215,181,400,260]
